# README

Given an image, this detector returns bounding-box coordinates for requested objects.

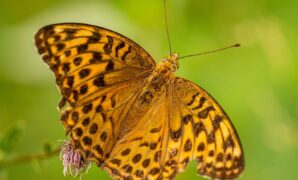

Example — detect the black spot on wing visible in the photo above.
[115,41,125,58]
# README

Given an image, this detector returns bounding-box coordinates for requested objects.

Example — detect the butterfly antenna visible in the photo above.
[164,0,172,54]
[179,43,240,59]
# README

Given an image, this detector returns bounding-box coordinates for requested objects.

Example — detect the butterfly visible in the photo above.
[35,23,244,180]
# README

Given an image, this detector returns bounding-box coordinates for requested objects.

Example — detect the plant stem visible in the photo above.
[0,147,61,169]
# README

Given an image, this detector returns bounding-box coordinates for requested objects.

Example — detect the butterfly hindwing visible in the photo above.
[35,23,156,165]
[103,77,244,180]
[103,90,169,179]
[173,77,244,179]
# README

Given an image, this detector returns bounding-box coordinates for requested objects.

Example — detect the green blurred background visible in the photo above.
[0,0,297,179]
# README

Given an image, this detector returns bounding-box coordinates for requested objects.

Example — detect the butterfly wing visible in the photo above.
[172,77,244,179]
[35,23,156,165]
[103,89,170,179]
[103,77,244,180]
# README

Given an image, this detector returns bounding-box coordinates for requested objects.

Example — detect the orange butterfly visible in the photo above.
[35,22,244,179]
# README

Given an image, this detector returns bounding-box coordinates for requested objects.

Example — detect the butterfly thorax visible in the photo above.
[146,52,179,91]
[149,52,179,86]
[159,52,179,73]
[128,53,179,108]
[121,53,177,112]
[117,53,179,137]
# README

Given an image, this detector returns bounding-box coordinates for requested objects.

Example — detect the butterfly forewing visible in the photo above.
[35,23,156,164]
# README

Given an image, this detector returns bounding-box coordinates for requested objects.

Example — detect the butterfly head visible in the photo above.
[161,52,179,72]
